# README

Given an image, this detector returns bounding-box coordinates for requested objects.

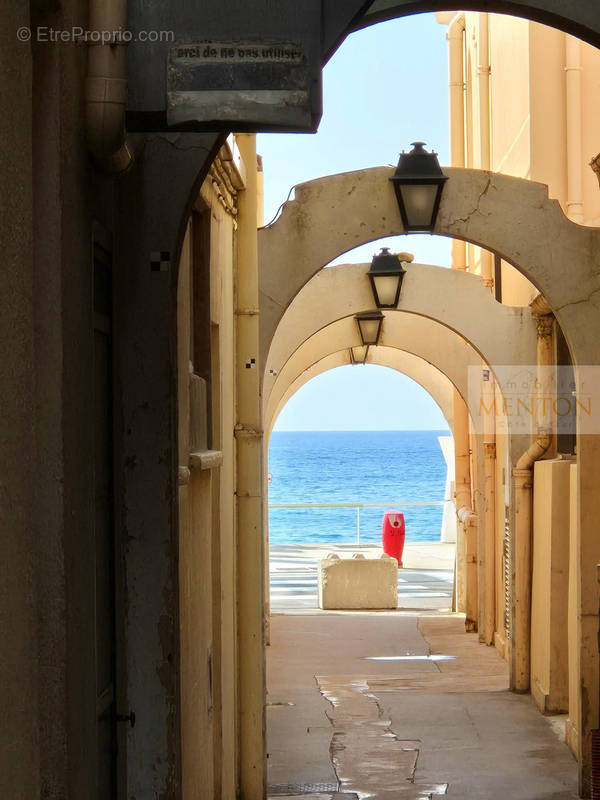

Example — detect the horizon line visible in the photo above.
[272,428,451,433]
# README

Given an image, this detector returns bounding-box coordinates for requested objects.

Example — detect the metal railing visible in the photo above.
[268,501,444,545]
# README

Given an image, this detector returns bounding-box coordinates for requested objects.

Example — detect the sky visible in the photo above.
[258,13,452,431]
[273,364,450,431]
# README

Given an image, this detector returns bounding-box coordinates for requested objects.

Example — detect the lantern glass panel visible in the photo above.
[351,345,368,364]
[400,183,439,229]
[372,274,400,307]
[357,317,381,345]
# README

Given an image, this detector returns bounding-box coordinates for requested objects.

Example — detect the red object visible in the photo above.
[381,510,405,567]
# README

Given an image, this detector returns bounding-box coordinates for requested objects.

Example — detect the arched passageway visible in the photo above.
[259,167,600,366]
[163,18,600,792]
[262,263,525,639]
[266,357,457,592]
[258,165,598,791]
[262,261,537,389]
[163,4,600,800]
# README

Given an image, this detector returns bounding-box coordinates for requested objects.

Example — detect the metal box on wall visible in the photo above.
[126,0,323,132]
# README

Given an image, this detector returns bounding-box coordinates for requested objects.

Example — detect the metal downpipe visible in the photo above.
[86,0,133,172]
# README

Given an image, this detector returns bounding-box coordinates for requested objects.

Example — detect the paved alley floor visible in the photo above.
[266,612,578,800]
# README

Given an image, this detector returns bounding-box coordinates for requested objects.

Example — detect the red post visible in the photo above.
[381,510,406,567]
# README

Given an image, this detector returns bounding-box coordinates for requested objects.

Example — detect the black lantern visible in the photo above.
[355,311,383,347]
[368,247,406,308]
[350,345,369,365]
[390,142,448,232]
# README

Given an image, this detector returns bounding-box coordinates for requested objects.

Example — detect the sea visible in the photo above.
[268,430,449,546]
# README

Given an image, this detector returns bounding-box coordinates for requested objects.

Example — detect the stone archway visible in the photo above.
[342,1,600,51]
[265,346,457,531]
[258,166,600,790]
[267,347,454,439]
[264,309,517,444]
[262,266,527,641]
[259,168,600,368]
[265,348,457,547]
[263,262,537,400]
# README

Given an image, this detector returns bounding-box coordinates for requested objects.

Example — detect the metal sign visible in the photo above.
[167,40,312,128]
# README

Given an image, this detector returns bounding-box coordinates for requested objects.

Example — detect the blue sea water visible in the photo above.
[268,430,449,546]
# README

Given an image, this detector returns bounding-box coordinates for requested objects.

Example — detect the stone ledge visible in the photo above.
[189,449,224,471]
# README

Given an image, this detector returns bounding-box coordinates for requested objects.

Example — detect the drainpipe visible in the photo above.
[263,439,271,648]
[565,36,583,224]
[454,390,471,531]
[511,296,554,691]
[86,0,133,172]
[458,504,478,632]
[477,13,490,172]
[448,13,467,271]
[235,134,265,800]
[257,155,271,648]
[482,436,496,645]
[476,12,497,646]
[448,12,476,630]
[478,13,493,289]
[454,384,478,631]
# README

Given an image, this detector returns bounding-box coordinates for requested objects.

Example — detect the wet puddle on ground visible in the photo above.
[317,676,447,799]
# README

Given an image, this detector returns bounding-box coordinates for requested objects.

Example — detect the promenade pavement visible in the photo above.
[267,542,578,800]
[269,542,455,613]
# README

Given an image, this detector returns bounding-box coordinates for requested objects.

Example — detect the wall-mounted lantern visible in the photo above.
[350,345,369,365]
[355,311,383,347]
[367,247,407,308]
[389,142,448,232]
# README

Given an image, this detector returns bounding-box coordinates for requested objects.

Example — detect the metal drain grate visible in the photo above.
[267,782,339,795]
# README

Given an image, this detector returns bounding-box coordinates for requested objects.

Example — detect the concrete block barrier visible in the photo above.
[318,553,398,609]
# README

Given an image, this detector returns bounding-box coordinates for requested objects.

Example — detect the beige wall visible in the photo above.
[455,14,600,307]
[488,15,531,179]
[177,139,245,799]
[440,11,600,676]
[203,160,239,800]
[177,220,217,799]
[581,47,600,225]
[529,25,567,202]
[530,459,571,713]
[436,14,600,785]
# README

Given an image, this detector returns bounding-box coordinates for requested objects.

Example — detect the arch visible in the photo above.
[264,347,461,553]
[258,164,600,789]
[326,1,600,57]
[264,349,459,543]
[258,167,600,366]
[266,314,477,430]
[263,307,525,457]
[263,263,538,426]
[267,347,455,439]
